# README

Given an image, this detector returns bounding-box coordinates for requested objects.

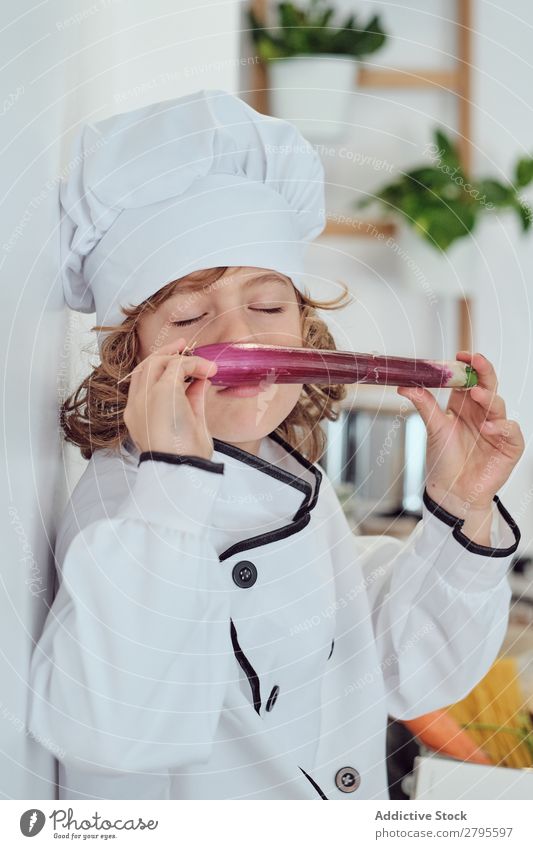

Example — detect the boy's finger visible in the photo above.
[480,418,524,449]
[397,385,445,436]
[147,336,188,356]
[135,352,182,393]
[158,353,217,386]
[132,337,188,375]
[127,342,215,392]
[185,376,212,421]
[469,385,506,420]
[456,351,498,393]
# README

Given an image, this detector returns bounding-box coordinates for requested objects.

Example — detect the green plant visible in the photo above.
[248,0,387,61]
[461,714,533,763]
[357,128,533,251]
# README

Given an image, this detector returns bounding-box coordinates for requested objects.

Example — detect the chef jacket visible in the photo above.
[27,430,520,800]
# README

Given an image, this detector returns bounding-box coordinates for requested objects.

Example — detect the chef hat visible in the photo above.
[59,88,326,348]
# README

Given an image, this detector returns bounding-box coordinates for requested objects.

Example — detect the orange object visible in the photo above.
[447,657,533,769]
[403,708,492,765]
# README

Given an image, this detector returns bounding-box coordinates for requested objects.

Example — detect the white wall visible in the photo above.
[1,0,77,801]
[0,0,240,800]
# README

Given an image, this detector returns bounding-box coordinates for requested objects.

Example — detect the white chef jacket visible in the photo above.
[27,430,520,800]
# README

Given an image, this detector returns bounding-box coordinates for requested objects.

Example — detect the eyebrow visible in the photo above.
[171,273,292,295]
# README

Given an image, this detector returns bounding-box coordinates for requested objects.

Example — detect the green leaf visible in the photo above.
[407,166,455,191]
[415,201,476,251]
[433,129,462,171]
[340,14,356,30]
[355,196,374,210]
[255,3,387,59]
[317,8,335,29]
[279,3,307,29]
[350,14,387,58]
[515,156,533,188]
[256,35,287,60]
[511,197,533,231]
[362,125,533,252]
[474,179,515,207]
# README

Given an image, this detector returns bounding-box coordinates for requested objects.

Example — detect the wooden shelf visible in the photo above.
[248,64,461,110]
[323,217,397,239]
[358,67,461,91]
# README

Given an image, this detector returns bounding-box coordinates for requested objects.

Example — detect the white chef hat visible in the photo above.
[59,88,326,349]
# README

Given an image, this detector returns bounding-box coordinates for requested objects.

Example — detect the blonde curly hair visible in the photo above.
[60,267,353,464]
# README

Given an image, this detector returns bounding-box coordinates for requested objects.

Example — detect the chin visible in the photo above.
[207,409,281,445]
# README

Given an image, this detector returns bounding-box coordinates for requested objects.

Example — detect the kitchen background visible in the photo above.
[1,0,532,798]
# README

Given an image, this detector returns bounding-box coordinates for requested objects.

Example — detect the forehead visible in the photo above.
[168,267,294,296]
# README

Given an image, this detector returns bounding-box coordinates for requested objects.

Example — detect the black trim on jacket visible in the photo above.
[422,486,521,558]
[132,432,323,561]
[138,450,224,474]
[298,766,329,799]
[230,618,261,715]
[212,430,322,522]
[212,431,322,561]
[269,430,323,516]
[219,512,312,563]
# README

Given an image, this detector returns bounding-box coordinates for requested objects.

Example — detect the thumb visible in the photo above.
[397,386,445,436]
[185,375,211,423]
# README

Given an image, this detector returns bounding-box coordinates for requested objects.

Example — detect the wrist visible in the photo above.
[424,483,495,547]
[425,482,493,520]
[459,508,494,547]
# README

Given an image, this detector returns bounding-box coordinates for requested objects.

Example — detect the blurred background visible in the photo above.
[1,0,532,799]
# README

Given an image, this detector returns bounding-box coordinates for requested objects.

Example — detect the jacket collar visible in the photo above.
[212,431,322,522]
[122,431,322,560]
[123,431,321,514]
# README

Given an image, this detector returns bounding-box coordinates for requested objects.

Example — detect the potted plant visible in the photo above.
[356,128,533,296]
[248,0,387,140]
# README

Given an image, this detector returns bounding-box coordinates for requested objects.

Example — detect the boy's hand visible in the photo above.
[123,337,218,458]
[396,352,525,517]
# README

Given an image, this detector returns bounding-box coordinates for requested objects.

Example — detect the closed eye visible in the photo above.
[172,307,284,327]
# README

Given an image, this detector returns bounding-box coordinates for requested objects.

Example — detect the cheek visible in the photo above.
[264,308,303,347]
[280,382,303,407]
[136,317,157,359]
[137,316,178,358]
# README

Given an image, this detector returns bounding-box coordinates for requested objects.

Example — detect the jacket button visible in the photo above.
[232,560,257,588]
[335,766,361,793]
[266,685,280,711]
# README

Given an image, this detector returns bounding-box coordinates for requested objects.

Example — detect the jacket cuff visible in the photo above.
[119,452,225,532]
[422,486,520,555]
[422,486,521,592]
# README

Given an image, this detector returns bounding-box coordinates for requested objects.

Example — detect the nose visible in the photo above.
[211,307,257,346]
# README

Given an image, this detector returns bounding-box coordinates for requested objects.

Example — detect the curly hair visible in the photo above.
[60,268,353,465]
